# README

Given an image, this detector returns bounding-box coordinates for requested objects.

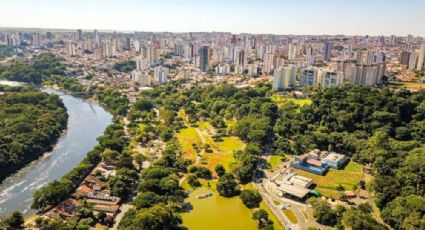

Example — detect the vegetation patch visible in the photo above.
[283,209,298,224]
[176,127,202,161]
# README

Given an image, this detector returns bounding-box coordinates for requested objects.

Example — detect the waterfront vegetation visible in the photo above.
[0,89,67,182]
[294,161,363,198]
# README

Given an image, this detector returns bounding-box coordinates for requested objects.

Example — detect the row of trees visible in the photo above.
[0,89,68,182]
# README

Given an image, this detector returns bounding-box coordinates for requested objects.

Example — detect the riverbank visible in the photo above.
[0,89,68,183]
[0,88,113,217]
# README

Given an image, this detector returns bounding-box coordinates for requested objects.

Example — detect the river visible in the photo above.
[0,88,113,217]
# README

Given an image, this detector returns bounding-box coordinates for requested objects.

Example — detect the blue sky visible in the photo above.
[0,0,424,36]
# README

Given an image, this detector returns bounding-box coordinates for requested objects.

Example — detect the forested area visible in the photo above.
[135,82,424,229]
[43,75,84,93]
[272,86,425,229]
[0,53,65,84]
[0,89,67,182]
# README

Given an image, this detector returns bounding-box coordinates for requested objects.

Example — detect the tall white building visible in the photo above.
[320,70,343,87]
[300,68,318,86]
[288,44,296,61]
[272,65,296,90]
[416,43,425,71]
[263,53,274,74]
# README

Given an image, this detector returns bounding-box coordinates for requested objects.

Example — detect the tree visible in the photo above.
[1,211,24,229]
[307,198,338,226]
[343,206,386,230]
[132,192,164,209]
[187,174,201,188]
[216,173,240,197]
[252,209,274,229]
[240,189,262,208]
[215,164,226,177]
[118,205,182,230]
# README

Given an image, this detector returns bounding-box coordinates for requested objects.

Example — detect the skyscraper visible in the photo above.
[416,43,425,71]
[76,29,82,41]
[199,46,210,73]
[323,41,332,61]
[288,43,296,61]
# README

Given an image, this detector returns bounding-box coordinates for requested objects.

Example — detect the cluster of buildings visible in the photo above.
[291,149,348,175]
[0,30,423,92]
[266,169,315,200]
[399,42,425,71]
[44,162,121,226]
[265,149,349,200]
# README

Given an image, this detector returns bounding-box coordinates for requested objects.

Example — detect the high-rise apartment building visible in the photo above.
[323,41,332,61]
[199,46,210,73]
[272,65,296,90]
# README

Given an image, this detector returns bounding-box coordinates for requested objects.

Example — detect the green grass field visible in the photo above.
[269,155,286,170]
[271,95,312,107]
[176,127,202,161]
[283,210,298,224]
[294,161,363,199]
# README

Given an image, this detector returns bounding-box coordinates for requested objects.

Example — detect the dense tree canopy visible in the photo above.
[0,89,67,181]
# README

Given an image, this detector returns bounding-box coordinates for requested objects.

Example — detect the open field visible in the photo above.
[269,155,286,170]
[175,127,202,161]
[389,81,425,91]
[294,161,363,199]
[271,95,312,107]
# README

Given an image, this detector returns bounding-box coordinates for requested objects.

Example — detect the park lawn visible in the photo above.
[283,210,298,224]
[271,95,312,107]
[294,161,363,199]
[216,136,244,153]
[176,127,202,161]
[202,152,236,173]
[269,155,286,170]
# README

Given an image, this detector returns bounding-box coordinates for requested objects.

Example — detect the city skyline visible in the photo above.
[1,0,424,36]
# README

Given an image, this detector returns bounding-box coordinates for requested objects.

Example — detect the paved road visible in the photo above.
[111,204,131,230]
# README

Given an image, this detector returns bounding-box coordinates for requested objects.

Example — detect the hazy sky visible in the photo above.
[1,0,424,36]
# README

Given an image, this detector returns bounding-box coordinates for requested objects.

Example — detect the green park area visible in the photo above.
[271,95,312,107]
[175,127,203,161]
[268,155,288,170]
[294,161,363,199]
[176,121,244,172]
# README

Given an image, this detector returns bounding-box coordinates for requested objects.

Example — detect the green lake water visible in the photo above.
[181,187,258,230]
